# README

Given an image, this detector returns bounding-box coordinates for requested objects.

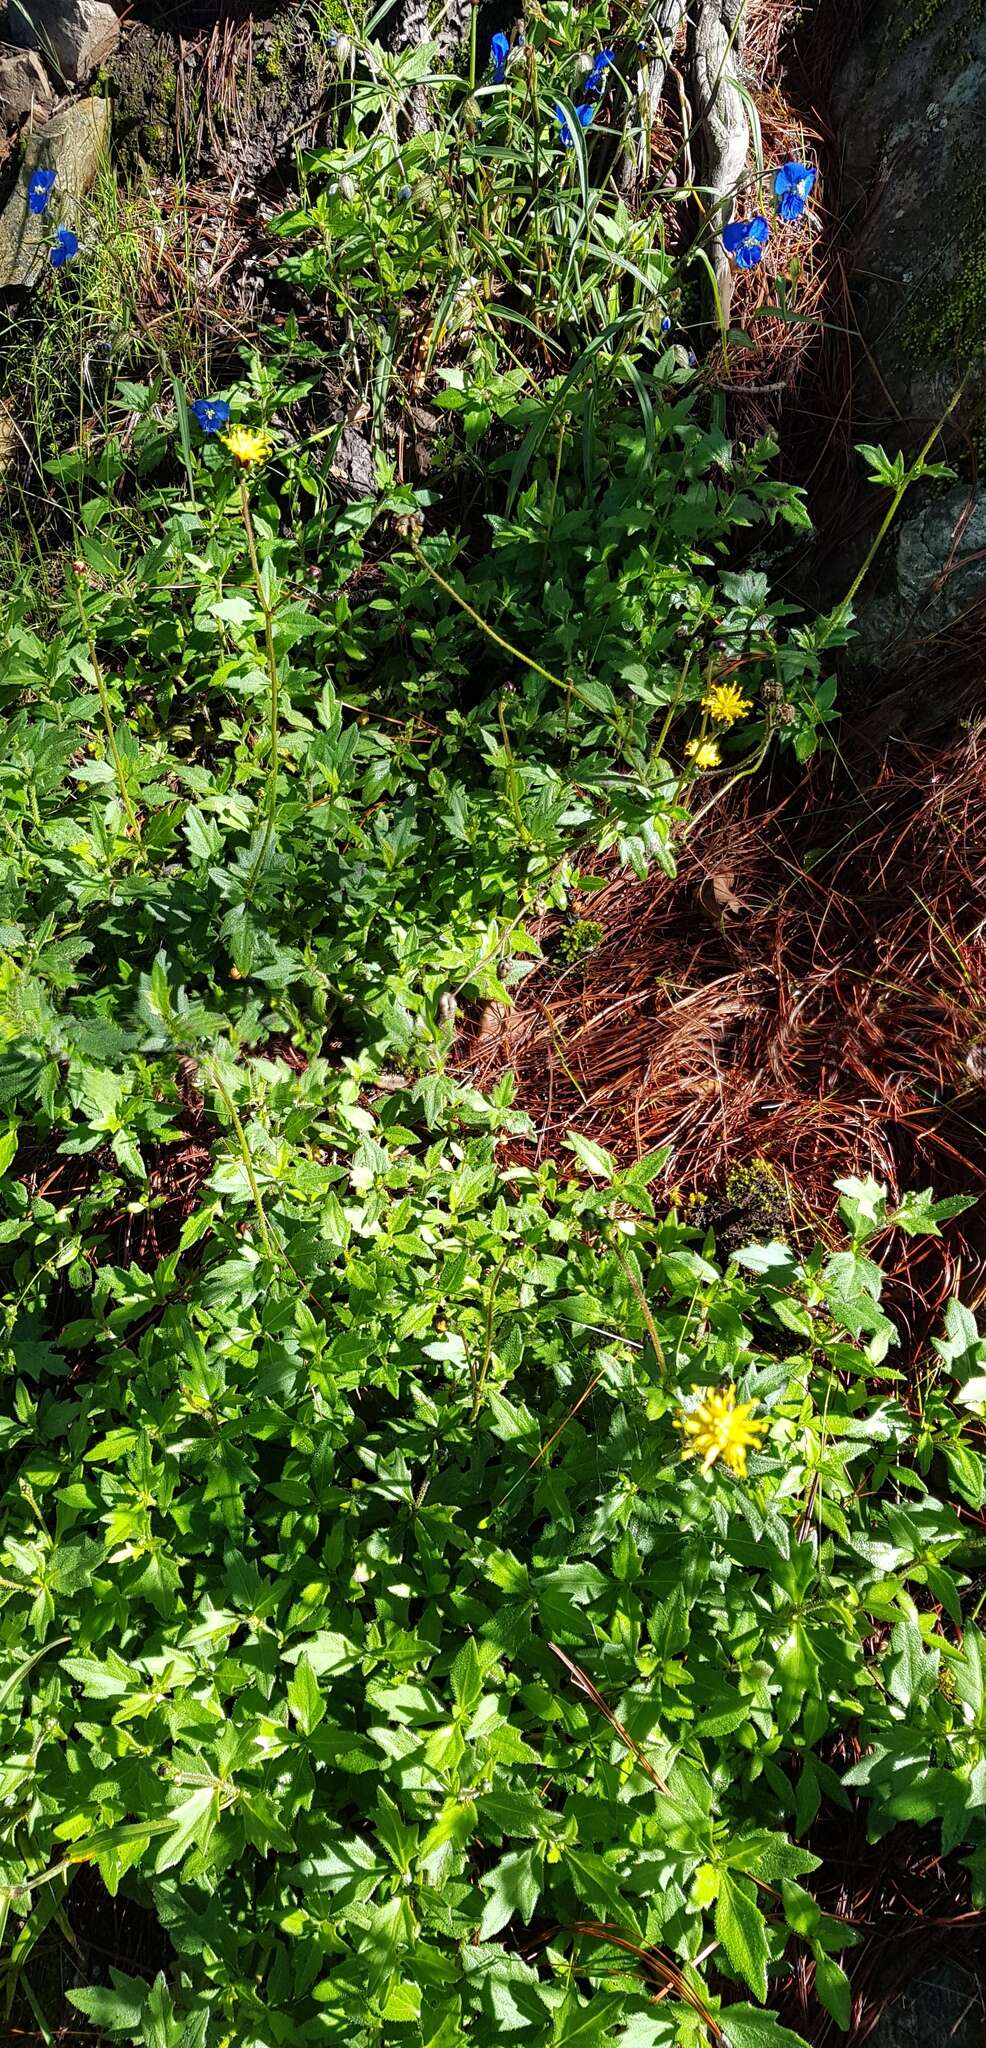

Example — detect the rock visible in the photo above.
[6,0,119,86]
[833,0,986,456]
[110,21,183,177]
[109,8,329,180]
[896,486,986,626]
[850,482,986,660]
[328,423,376,499]
[870,1962,983,2048]
[0,94,109,288]
[0,42,54,128]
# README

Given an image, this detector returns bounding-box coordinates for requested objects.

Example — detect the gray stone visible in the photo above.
[6,0,119,86]
[0,42,54,127]
[0,93,109,288]
[833,1,986,456]
[896,486,986,626]
[852,483,986,657]
[870,1962,983,2048]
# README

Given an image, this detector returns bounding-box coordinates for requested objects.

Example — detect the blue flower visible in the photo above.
[773,159,816,222]
[585,47,615,94]
[555,100,594,147]
[27,168,56,215]
[191,397,231,434]
[721,214,770,268]
[397,181,413,201]
[49,226,78,269]
[490,31,509,81]
[660,314,671,333]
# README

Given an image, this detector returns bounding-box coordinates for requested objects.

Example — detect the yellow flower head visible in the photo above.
[221,424,272,467]
[701,682,753,727]
[685,738,721,770]
[674,1383,768,1478]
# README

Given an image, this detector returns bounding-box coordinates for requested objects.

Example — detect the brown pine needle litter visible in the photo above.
[457,726,986,1343]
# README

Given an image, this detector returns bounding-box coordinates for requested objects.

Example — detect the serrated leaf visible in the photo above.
[479,1846,541,1938]
[287,1652,327,1735]
[153,1786,218,1874]
[715,1871,769,2002]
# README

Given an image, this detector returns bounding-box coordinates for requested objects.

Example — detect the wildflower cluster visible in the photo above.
[25,167,79,269]
[190,400,271,468]
[721,158,817,270]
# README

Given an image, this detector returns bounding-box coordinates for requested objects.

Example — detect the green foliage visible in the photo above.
[557,919,605,965]
[0,18,979,2046]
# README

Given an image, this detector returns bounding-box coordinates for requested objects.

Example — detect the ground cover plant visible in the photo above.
[0,6,983,2045]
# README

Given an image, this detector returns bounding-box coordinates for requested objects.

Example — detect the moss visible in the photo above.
[889,0,979,54]
[703,1158,792,1261]
[556,919,604,967]
[900,174,986,371]
[254,34,286,80]
[111,26,181,174]
[890,0,949,49]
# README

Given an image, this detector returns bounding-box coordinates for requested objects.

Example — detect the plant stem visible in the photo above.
[72,579,141,842]
[201,1055,277,1261]
[608,1228,667,1380]
[470,1253,507,1421]
[409,538,568,692]
[239,479,281,892]
[836,383,965,622]
[496,696,529,841]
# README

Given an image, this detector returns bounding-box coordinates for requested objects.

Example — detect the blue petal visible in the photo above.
[191,397,231,433]
[490,31,509,79]
[27,168,56,215]
[777,191,806,223]
[50,226,78,268]
[556,97,595,144]
[774,159,815,200]
[586,46,615,92]
[721,220,749,253]
[722,213,769,266]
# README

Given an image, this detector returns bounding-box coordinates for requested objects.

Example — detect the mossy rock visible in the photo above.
[109,9,331,181]
[701,1160,793,1263]
[834,0,986,456]
[110,24,185,176]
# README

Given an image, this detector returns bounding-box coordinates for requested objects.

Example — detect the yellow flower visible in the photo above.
[701,681,753,726]
[221,424,272,467]
[674,1384,768,1478]
[685,738,721,770]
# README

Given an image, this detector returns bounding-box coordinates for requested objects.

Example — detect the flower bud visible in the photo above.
[461,94,481,134]
[334,31,353,64]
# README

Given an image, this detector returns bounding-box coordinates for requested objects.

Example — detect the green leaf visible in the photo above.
[68,1972,148,2033]
[563,1130,617,1180]
[813,1952,851,2031]
[154,1787,218,1873]
[720,2006,811,2048]
[287,1652,327,1735]
[715,1871,769,2002]
[479,1847,542,1938]
[450,1636,484,1717]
